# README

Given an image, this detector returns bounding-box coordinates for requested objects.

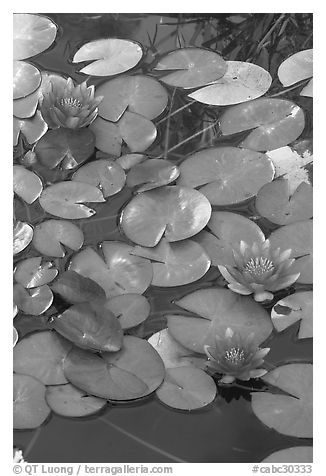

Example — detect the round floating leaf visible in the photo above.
[14,257,58,288]
[167,288,272,353]
[117,153,147,170]
[278,49,313,87]
[14,373,51,429]
[32,219,84,257]
[154,47,227,89]
[13,88,40,118]
[13,111,48,146]
[46,383,107,417]
[269,220,312,283]
[178,147,274,205]
[51,270,106,304]
[13,61,41,99]
[251,363,312,438]
[64,336,165,400]
[39,182,105,219]
[127,159,180,192]
[13,326,19,347]
[132,237,210,287]
[70,241,153,298]
[97,75,168,121]
[104,294,150,330]
[35,128,95,170]
[73,38,143,76]
[53,301,123,352]
[156,366,216,410]
[193,211,265,266]
[300,78,313,97]
[120,185,211,247]
[13,283,53,315]
[13,331,72,384]
[72,159,125,197]
[13,13,57,60]
[13,221,33,255]
[189,60,272,105]
[255,179,313,225]
[262,446,313,463]
[271,291,313,339]
[13,165,43,204]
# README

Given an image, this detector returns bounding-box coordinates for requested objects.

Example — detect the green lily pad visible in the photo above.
[120,185,211,247]
[35,128,95,170]
[13,283,53,315]
[269,220,312,283]
[13,111,48,146]
[156,366,216,410]
[278,49,313,87]
[127,159,180,192]
[73,38,143,76]
[13,165,43,204]
[13,221,33,255]
[72,159,126,197]
[64,336,165,400]
[97,75,168,121]
[13,14,57,60]
[251,363,312,438]
[39,182,105,219]
[262,446,313,463]
[13,88,40,118]
[154,47,227,89]
[271,291,313,339]
[189,61,272,105]
[45,383,107,417]
[178,147,274,205]
[301,78,313,97]
[14,373,51,429]
[116,153,147,170]
[53,301,123,352]
[13,331,72,384]
[13,60,41,99]
[51,270,106,304]
[14,257,58,288]
[104,294,150,330]
[69,241,153,298]
[32,219,84,257]
[167,288,272,353]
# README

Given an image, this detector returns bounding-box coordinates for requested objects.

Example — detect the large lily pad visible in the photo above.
[271,291,313,339]
[73,38,143,76]
[178,147,274,205]
[13,221,33,255]
[127,159,180,192]
[64,336,165,400]
[13,14,57,60]
[13,331,72,384]
[278,49,313,87]
[13,283,53,315]
[189,61,272,105]
[104,294,150,330]
[97,75,168,121]
[13,61,41,99]
[262,446,313,463]
[14,373,51,429]
[46,383,107,417]
[51,270,106,304]
[69,241,153,298]
[251,363,313,438]
[120,185,211,247]
[32,219,84,257]
[14,257,58,288]
[72,159,126,197]
[13,165,43,204]
[13,111,48,145]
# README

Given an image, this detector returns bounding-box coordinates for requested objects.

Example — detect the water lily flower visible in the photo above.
[40,77,103,129]
[218,240,300,302]
[13,447,25,463]
[204,327,270,384]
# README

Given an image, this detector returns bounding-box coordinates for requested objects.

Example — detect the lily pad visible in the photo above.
[45,383,107,417]
[13,283,53,315]
[69,241,153,298]
[189,61,272,105]
[104,294,150,330]
[72,159,126,197]
[14,257,58,288]
[156,366,216,410]
[269,220,312,283]
[13,165,43,204]
[278,49,313,87]
[13,221,33,255]
[73,38,143,76]
[154,47,227,89]
[127,159,180,192]
[13,88,40,118]
[167,288,272,353]
[13,14,57,60]
[13,60,41,99]
[255,179,313,225]
[120,185,211,247]
[63,336,165,400]
[13,327,19,347]
[13,111,48,146]
[301,78,313,97]
[13,331,72,384]
[13,373,51,429]
[32,219,84,257]
[51,270,106,304]
[39,182,105,219]
[35,128,95,170]
[271,291,313,339]
[97,75,168,121]
[262,446,313,463]
[178,147,274,205]
[251,363,312,438]
[116,153,147,170]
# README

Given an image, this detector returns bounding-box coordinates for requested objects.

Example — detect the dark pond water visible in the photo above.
[14,13,312,463]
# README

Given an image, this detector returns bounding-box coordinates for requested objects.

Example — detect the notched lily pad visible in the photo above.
[14,256,58,288]
[32,219,84,257]
[51,270,106,304]
[14,373,51,429]
[271,291,312,339]
[46,383,107,417]
[14,111,48,146]
[104,294,150,330]
[13,221,33,255]
[72,159,126,197]
[127,159,180,192]
[13,283,53,315]
[13,165,43,204]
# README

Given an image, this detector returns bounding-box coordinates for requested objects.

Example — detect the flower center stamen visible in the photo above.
[224,347,245,366]
[243,257,274,277]
[60,97,83,112]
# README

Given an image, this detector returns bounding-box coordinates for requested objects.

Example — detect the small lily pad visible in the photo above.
[13,88,40,118]
[13,165,43,204]
[104,294,150,330]
[72,159,126,197]
[262,446,313,463]
[13,14,57,60]
[13,221,33,255]
[14,257,58,288]
[51,270,106,304]
[301,78,313,97]
[14,373,51,429]
[127,159,180,192]
[278,49,313,87]
[13,111,48,146]
[13,60,41,99]
[13,283,53,315]
[271,291,313,339]
[45,383,107,417]
[32,219,84,257]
